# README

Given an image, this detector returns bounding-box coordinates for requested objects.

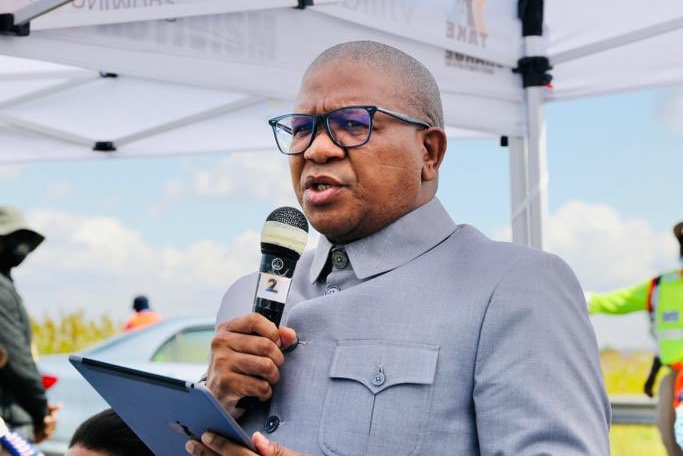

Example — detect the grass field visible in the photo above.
[601,349,670,455]
[611,424,667,456]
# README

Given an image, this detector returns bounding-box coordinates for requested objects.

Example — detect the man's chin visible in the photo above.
[307,214,355,243]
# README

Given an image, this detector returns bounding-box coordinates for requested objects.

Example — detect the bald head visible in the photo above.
[306,41,444,128]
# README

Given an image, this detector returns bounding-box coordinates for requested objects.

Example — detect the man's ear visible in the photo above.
[420,127,447,182]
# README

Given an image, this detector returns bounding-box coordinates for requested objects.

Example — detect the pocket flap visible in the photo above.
[328,340,439,394]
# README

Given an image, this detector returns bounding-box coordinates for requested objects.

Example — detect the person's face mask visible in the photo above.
[0,235,32,269]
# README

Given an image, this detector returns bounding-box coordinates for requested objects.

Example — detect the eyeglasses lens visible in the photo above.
[327,108,371,147]
[273,107,373,154]
[272,116,309,155]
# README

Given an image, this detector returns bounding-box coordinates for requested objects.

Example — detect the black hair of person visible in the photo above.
[68,408,154,456]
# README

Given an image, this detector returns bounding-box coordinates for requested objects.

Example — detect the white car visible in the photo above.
[37,316,215,456]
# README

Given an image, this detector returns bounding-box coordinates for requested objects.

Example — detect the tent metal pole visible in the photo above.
[0,69,90,82]
[0,0,73,35]
[524,80,549,249]
[0,113,93,147]
[114,96,264,147]
[10,0,74,26]
[508,136,530,246]
[0,76,91,109]
[514,0,551,249]
[552,16,683,65]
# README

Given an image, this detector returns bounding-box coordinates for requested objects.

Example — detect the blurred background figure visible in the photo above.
[1,415,45,456]
[0,206,59,445]
[124,295,162,331]
[587,220,683,456]
[65,408,154,456]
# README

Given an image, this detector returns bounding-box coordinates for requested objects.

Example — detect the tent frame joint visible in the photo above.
[0,0,74,36]
[296,0,314,9]
[93,141,117,152]
[0,14,30,36]
[513,56,552,88]
[518,0,543,36]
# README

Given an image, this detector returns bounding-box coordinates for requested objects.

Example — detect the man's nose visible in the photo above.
[303,125,346,163]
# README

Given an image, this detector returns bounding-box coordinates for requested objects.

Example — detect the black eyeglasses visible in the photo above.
[268,105,432,155]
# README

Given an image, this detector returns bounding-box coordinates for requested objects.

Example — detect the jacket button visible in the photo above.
[372,371,386,386]
[264,415,280,433]
[325,285,340,295]
[331,249,349,269]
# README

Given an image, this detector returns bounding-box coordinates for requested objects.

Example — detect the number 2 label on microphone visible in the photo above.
[256,272,292,304]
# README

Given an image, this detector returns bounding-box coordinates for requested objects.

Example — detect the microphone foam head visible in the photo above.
[261,207,309,256]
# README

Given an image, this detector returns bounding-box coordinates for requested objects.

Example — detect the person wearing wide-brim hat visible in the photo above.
[0,205,58,446]
[0,206,45,267]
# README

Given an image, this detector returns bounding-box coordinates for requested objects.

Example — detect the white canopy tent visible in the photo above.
[1,0,682,249]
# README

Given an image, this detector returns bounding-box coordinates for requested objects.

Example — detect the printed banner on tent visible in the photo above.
[0,1,524,137]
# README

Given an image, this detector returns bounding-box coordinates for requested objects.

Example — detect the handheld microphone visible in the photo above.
[253,206,309,327]
[237,207,309,411]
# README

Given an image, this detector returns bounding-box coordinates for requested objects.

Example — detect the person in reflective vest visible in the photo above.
[123,295,162,331]
[587,221,683,456]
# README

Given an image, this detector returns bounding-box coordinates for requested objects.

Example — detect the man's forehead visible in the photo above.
[304,56,390,80]
[295,59,403,108]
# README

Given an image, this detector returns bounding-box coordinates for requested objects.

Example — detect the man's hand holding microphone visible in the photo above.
[190,208,309,456]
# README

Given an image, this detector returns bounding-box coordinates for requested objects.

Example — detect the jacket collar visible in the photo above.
[309,198,457,283]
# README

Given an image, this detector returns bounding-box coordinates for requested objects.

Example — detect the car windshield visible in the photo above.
[152,328,214,363]
[82,321,214,364]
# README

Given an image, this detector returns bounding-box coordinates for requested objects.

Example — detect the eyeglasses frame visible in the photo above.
[267,105,432,155]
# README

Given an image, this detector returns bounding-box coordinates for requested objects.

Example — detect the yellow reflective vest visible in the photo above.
[589,269,683,364]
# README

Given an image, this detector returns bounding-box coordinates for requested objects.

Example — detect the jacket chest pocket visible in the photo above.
[319,340,439,456]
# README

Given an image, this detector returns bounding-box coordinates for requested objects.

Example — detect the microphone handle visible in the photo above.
[252,249,299,327]
[253,298,285,327]
[238,250,298,411]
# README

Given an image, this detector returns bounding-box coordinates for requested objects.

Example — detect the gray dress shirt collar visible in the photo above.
[309,197,458,283]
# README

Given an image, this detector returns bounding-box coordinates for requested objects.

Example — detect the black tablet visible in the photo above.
[69,355,255,455]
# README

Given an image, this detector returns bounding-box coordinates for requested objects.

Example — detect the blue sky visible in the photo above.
[1,83,681,350]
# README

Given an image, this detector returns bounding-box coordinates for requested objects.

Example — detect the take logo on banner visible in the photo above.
[444,0,504,74]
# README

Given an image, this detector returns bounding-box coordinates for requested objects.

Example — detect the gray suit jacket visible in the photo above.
[217,198,610,456]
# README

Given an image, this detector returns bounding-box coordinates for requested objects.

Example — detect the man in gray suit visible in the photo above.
[187,41,611,456]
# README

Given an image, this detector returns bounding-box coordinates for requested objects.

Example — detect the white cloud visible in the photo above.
[544,200,676,291]
[544,201,677,350]
[495,200,678,350]
[152,152,299,218]
[193,153,295,204]
[0,164,23,181]
[163,179,187,198]
[659,86,683,133]
[46,182,74,199]
[13,209,262,324]
[162,152,297,206]
[149,180,186,218]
